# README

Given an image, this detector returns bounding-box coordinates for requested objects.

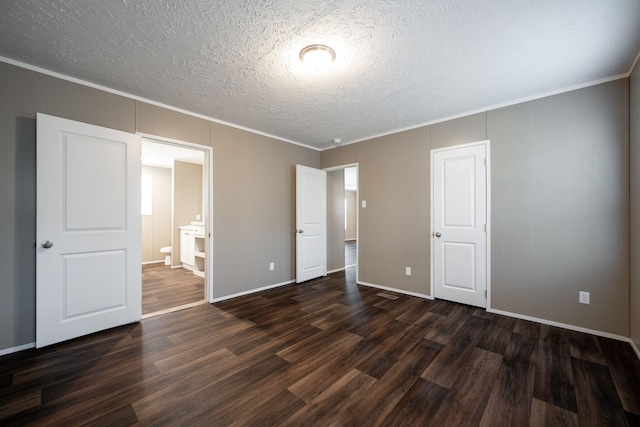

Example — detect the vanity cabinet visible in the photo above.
[179,224,205,277]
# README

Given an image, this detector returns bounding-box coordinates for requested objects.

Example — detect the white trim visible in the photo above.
[141,300,207,319]
[141,260,164,265]
[357,280,433,300]
[327,267,346,274]
[345,264,357,269]
[345,238,357,242]
[487,307,632,343]
[0,55,319,151]
[0,342,36,356]
[430,140,491,310]
[210,280,295,303]
[629,49,640,76]
[322,73,629,151]
[631,339,640,360]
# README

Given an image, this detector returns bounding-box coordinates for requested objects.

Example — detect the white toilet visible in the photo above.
[160,246,172,265]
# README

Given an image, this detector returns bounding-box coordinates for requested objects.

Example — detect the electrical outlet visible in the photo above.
[405,267,411,276]
[579,291,590,305]
[361,200,367,208]
[269,262,274,271]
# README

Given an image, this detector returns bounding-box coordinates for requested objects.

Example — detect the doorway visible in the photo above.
[140,137,213,317]
[325,164,358,277]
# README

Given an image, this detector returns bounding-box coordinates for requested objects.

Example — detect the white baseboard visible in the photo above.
[141,260,164,265]
[487,307,632,343]
[357,280,433,300]
[345,238,357,242]
[0,341,35,356]
[327,267,346,274]
[210,280,295,303]
[631,339,640,360]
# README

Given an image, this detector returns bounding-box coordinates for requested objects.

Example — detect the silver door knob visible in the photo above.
[434,232,442,238]
[297,229,304,234]
[41,240,54,249]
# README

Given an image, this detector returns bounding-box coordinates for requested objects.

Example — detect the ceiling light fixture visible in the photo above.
[299,44,336,70]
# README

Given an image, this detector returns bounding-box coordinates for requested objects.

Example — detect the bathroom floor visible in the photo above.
[141,263,204,315]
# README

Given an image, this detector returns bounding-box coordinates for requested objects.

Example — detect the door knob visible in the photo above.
[434,232,442,238]
[41,240,54,249]
[297,229,304,234]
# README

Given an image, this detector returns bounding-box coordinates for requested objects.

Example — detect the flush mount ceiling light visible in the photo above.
[299,44,336,70]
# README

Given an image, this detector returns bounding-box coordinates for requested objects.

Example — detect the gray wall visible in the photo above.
[323,79,630,337]
[141,165,172,263]
[0,61,320,352]
[631,63,640,351]
[209,122,320,298]
[327,170,345,272]
[172,161,203,267]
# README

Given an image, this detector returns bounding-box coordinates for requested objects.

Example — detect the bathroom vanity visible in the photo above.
[179,222,205,277]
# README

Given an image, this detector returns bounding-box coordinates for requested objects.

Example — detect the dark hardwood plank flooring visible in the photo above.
[2,270,639,426]
[142,263,204,314]
[345,240,356,267]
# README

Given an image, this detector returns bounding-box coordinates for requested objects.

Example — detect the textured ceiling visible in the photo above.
[1,1,639,150]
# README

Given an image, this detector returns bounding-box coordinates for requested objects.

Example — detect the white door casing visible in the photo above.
[36,113,142,348]
[432,141,489,308]
[296,165,327,283]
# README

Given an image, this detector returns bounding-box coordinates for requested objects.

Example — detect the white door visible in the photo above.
[296,165,327,283]
[36,113,142,348]
[432,142,488,308]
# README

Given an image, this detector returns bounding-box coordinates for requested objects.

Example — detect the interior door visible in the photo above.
[296,165,327,283]
[36,113,141,348]
[432,142,488,308]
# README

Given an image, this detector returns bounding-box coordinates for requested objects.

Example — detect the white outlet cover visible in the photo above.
[405,267,411,276]
[579,291,590,304]
[362,200,366,208]
[269,262,274,271]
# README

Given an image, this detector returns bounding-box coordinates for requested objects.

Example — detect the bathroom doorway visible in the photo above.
[140,137,213,317]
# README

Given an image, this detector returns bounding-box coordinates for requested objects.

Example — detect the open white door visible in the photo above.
[296,165,327,283]
[36,113,141,348]
[432,142,488,308]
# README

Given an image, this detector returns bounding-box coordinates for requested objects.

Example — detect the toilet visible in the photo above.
[160,246,171,265]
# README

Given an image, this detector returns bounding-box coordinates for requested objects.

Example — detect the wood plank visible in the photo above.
[479,332,538,426]
[598,336,640,415]
[379,378,449,426]
[529,398,579,427]
[572,357,628,426]
[431,347,503,425]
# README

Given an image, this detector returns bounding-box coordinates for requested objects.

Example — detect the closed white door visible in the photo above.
[296,165,327,283]
[432,142,488,308]
[36,113,142,348]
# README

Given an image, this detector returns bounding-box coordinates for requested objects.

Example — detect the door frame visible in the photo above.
[324,163,359,283]
[138,133,214,304]
[430,140,491,309]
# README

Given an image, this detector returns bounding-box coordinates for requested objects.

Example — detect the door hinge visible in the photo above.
[484,158,487,166]
[485,290,487,298]
[484,224,487,232]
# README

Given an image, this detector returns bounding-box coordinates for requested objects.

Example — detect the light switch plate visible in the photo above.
[405,267,411,276]
[362,200,366,208]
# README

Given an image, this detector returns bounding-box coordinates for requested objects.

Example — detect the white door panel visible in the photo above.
[433,143,488,308]
[37,113,141,348]
[296,165,327,283]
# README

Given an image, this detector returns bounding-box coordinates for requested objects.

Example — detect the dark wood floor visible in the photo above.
[142,263,204,315]
[345,240,356,267]
[2,269,640,426]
